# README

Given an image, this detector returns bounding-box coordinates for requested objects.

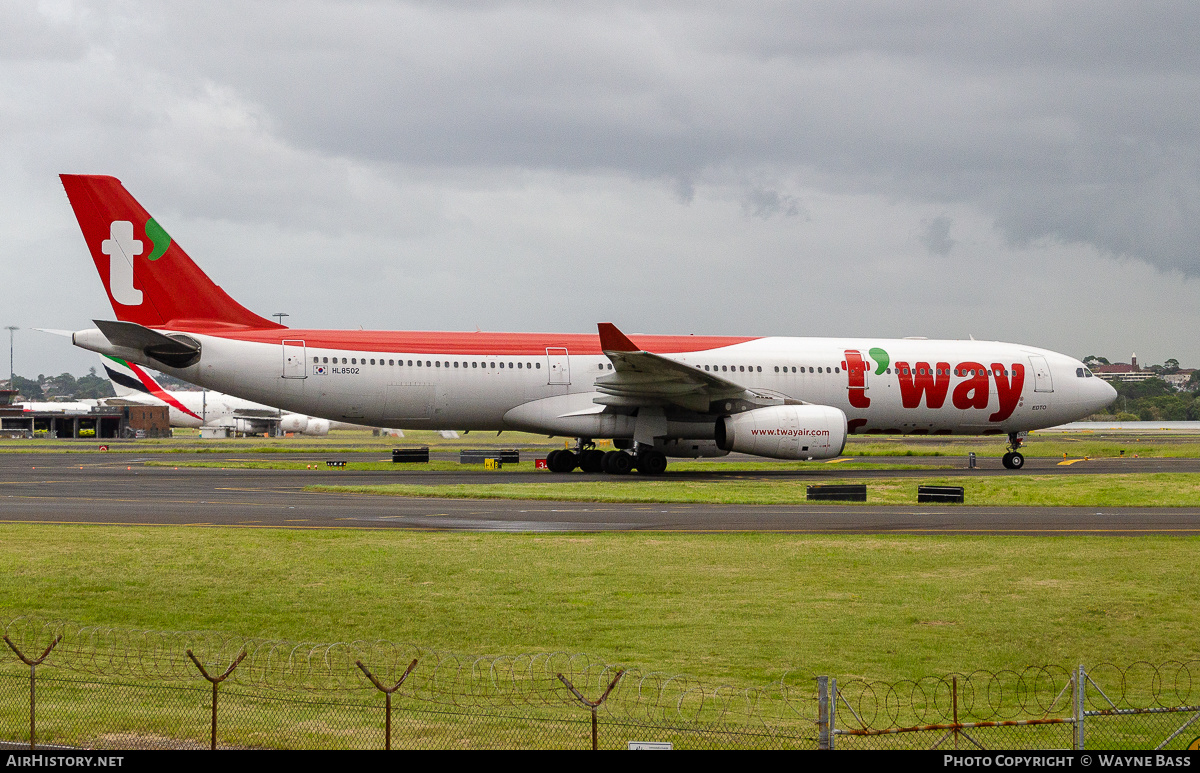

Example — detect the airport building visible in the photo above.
[0,390,170,439]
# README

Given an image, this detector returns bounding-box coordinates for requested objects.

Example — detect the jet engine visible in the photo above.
[302,418,330,436]
[279,415,331,436]
[716,405,847,460]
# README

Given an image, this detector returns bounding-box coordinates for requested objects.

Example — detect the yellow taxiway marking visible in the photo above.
[823,458,853,464]
[1058,459,1088,466]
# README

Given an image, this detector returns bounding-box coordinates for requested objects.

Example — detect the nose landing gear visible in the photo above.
[1001,432,1025,470]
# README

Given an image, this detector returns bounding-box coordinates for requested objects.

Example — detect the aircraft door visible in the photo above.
[282,340,307,379]
[546,348,570,385]
[1029,354,1053,392]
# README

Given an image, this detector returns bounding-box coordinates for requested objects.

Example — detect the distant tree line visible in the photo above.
[1093,378,1200,421]
[5,368,116,401]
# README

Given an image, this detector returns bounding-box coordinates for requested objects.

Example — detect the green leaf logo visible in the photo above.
[145,218,171,261]
[869,347,890,375]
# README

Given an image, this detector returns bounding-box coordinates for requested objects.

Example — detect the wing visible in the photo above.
[594,323,793,413]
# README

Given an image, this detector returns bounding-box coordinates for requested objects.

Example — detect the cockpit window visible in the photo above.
[1076,368,1084,377]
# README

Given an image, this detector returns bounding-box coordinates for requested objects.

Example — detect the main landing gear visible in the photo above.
[1002,432,1025,470]
[545,442,667,475]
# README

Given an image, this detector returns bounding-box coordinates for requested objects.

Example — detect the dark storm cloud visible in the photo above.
[92,2,1200,274]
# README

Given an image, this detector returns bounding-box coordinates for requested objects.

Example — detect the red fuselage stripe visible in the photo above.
[153,328,761,355]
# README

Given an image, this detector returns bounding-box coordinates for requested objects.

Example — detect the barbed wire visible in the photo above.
[10,615,1193,734]
[834,661,1200,730]
[0,616,815,727]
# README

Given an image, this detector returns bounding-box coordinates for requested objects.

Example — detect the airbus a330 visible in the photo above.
[61,175,1116,473]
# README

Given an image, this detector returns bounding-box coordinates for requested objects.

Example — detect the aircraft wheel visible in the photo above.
[636,450,668,475]
[603,450,633,475]
[547,449,577,473]
[579,449,605,473]
[1002,451,1025,470]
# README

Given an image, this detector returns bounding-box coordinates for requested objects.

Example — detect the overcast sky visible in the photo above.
[3,1,1200,378]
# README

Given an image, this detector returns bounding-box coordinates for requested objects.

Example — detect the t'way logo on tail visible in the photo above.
[60,174,281,330]
[101,221,143,306]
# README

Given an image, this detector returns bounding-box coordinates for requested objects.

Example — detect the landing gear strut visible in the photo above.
[1002,432,1025,470]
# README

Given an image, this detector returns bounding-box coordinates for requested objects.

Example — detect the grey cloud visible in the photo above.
[742,187,802,220]
[6,1,1200,378]
[921,215,955,256]
[84,3,1196,276]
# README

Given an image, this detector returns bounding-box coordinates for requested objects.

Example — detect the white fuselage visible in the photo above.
[77,331,1116,439]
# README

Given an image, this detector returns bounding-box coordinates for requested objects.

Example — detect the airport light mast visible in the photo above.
[4,326,16,390]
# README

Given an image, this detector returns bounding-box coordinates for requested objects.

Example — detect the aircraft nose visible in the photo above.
[1092,378,1118,412]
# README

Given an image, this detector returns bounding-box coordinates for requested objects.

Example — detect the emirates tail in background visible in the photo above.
[97,354,333,435]
[62,174,1116,473]
[60,175,281,330]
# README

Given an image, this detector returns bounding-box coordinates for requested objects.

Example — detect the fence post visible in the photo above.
[953,676,960,749]
[3,634,61,750]
[186,648,247,750]
[1075,664,1086,750]
[817,676,830,750]
[558,670,625,750]
[356,658,418,750]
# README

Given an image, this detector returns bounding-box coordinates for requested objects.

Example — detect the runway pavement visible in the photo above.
[2,451,1199,534]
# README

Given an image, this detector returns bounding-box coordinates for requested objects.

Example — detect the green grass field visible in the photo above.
[5,426,1200,458]
[2,525,1197,685]
[4,429,1200,689]
[304,473,1200,507]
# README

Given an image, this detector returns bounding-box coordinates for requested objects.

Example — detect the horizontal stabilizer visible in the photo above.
[93,320,201,368]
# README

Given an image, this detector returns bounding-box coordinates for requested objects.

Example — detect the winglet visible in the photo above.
[598,323,640,353]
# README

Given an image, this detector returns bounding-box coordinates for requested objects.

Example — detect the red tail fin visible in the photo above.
[60,174,281,330]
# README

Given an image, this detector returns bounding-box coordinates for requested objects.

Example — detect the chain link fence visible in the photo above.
[1,616,817,749]
[3,617,1198,750]
[822,664,1200,750]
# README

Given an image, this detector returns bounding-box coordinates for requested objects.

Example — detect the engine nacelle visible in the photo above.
[279,414,309,433]
[716,405,847,460]
[279,415,331,436]
[302,418,330,436]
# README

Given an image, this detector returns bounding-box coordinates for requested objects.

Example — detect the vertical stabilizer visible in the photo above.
[60,175,282,330]
[99,354,203,421]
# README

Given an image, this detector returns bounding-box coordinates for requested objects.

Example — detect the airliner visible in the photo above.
[60,174,1116,473]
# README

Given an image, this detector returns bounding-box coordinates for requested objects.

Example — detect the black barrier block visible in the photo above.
[460,449,520,465]
[806,484,867,502]
[391,447,430,463]
[918,485,965,504]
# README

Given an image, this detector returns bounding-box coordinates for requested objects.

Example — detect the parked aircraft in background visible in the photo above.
[61,174,1116,473]
[99,354,332,435]
[10,400,102,415]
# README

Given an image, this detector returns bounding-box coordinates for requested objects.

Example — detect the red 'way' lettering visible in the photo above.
[895,362,951,408]
[989,362,1025,422]
[952,361,988,410]
[895,360,1026,422]
[843,349,870,408]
